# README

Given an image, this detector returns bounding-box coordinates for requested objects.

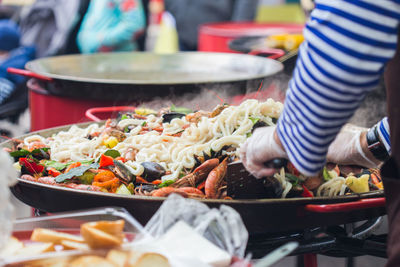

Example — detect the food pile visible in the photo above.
[1,220,170,267]
[6,99,383,200]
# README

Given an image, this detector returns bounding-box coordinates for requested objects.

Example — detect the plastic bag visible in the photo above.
[0,150,18,250]
[144,194,249,258]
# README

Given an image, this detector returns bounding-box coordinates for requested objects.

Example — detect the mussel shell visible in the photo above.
[113,160,135,183]
[262,176,284,198]
[252,121,268,133]
[136,183,158,192]
[141,162,166,181]
[285,184,303,198]
[162,112,186,123]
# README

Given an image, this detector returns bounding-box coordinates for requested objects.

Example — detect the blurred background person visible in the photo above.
[164,0,259,51]
[0,19,34,106]
[77,0,146,53]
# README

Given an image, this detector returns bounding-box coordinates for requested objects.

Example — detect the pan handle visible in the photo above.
[304,197,386,213]
[7,67,53,82]
[248,48,286,60]
[85,106,137,122]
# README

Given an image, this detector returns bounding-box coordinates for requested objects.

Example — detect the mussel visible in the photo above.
[252,121,268,133]
[262,176,284,198]
[112,160,135,183]
[141,162,166,181]
[162,112,186,123]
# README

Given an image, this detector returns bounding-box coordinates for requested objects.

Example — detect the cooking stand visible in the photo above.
[248,198,387,267]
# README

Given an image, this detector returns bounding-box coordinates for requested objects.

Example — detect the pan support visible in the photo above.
[247,217,385,267]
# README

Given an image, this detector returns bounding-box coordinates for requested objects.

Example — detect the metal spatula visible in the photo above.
[226,159,288,199]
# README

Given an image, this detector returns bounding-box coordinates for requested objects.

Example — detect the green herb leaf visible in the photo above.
[104,149,121,159]
[323,167,332,181]
[43,160,68,171]
[9,149,30,158]
[55,163,99,183]
[120,114,129,120]
[249,117,260,124]
[141,121,147,126]
[158,180,175,188]
[285,173,299,186]
[31,148,50,154]
[170,104,193,115]
[246,132,252,138]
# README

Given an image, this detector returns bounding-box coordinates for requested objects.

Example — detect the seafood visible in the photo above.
[205,158,228,199]
[171,159,219,188]
[151,187,188,198]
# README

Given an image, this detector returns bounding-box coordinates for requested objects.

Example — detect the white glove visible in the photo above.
[326,124,381,168]
[240,126,287,178]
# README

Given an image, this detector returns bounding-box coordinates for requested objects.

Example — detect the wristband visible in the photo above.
[366,125,390,162]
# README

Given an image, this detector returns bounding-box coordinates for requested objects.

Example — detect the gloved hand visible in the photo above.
[326,124,381,168]
[240,126,287,178]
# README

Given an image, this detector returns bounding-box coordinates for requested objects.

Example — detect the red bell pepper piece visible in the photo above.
[19,158,45,174]
[301,185,314,197]
[99,154,115,168]
[47,167,61,177]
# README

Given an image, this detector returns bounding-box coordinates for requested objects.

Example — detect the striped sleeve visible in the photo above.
[276,0,400,176]
[377,117,391,154]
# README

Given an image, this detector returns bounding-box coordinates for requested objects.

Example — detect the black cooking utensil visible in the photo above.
[227,158,288,199]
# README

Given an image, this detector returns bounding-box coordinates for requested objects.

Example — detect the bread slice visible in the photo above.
[0,236,24,257]
[81,224,123,249]
[127,252,170,267]
[106,249,129,267]
[69,256,116,267]
[83,220,125,236]
[60,240,90,251]
[16,242,55,256]
[31,228,84,244]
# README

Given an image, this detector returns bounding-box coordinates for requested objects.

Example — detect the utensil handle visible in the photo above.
[7,67,53,82]
[263,158,288,169]
[249,48,286,60]
[85,106,136,122]
[305,197,386,213]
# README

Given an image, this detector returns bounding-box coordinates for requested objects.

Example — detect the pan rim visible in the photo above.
[25,52,284,85]
[4,121,384,205]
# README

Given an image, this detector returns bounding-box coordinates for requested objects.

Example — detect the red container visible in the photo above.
[198,22,304,53]
[28,79,135,131]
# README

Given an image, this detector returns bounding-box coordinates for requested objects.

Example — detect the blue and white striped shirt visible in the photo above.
[276,0,399,176]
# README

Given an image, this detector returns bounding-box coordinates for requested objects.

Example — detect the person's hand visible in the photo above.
[326,124,381,168]
[240,126,287,178]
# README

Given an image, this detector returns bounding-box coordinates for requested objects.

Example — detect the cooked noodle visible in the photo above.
[44,99,283,181]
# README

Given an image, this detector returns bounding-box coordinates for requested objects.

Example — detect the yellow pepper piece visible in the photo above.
[345,174,370,193]
[266,34,288,49]
[135,108,157,116]
[284,34,304,50]
[104,136,118,148]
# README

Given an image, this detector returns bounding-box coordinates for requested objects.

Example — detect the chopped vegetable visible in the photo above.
[115,184,132,195]
[99,154,114,168]
[47,167,61,177]
[10,148,50,160]
[152,179,162,185]
[43,160,68,171]
[345,174,370,193]
[55,163,99,183]
[127,183,135,194]
[135,108,156,116]
[249,117,260,124]
[120,114,129,120]
[65,162,81,173]
[301,185,314,197]
[77,171,96,185]
[285,173,299,186]
[104,136,118,148]
[135,176,149,184]
[170,104,192,115]
[141,121,147,127]
[115,156,126,163]
[103,149,121,159]
[323,166,340,181]
[19,158,45,175]
[158,180,175,188]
